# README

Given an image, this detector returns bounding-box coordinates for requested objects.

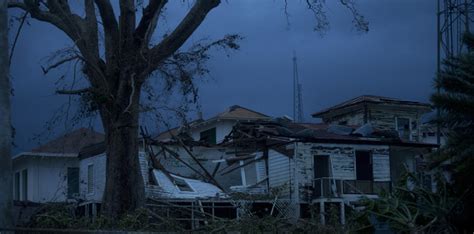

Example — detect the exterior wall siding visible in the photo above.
[79,153,106,202]
[295,143,390,201]
[12,156,78,203]
[322,105,429,142]
[268,150,292,198]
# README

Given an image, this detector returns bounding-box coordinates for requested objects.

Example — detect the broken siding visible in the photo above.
[372,154,390,181]
[326,109,365,125]
[295,143,390,201]
[369,106,423,141]
[310,144,356,180]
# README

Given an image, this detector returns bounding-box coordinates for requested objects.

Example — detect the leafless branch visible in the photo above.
[146,0,221,77]
[339,0,369,32]
[41,55,80,74]
[56,88,90,95]
[9,11,28,66]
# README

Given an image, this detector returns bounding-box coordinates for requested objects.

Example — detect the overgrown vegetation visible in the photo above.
[26,202,371,233]
[360,172,460,233]
[430,32,474,232]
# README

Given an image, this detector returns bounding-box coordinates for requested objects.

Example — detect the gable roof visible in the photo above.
[31,128,105,154]
[155,105,270,141]
[214,105,270,120]
[312,95,432,118]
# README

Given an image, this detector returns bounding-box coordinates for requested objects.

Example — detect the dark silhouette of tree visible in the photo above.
[431,33,474,232]
[0,0,13,228]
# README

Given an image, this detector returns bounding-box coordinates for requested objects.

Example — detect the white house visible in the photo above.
[12,128,104,203]
[156,105,271,144]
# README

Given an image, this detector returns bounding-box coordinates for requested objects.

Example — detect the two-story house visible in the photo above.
[311,95,432,142]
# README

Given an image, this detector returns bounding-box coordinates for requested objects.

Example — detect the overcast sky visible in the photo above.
[8,0,437,153]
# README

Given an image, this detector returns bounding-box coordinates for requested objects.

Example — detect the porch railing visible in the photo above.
[312,177,391,198]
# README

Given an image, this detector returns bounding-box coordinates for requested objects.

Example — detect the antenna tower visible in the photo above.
[293,52,304,123]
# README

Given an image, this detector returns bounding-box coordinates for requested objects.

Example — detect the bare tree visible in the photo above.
[0,0,12,228]
[7,0,367,218]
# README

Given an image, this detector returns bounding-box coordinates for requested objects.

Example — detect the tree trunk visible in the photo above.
[0,0,13,228]
[100,75,145,218]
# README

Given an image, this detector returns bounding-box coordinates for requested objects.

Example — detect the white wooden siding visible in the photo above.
[268,150,291,197]
[372,154,390,181]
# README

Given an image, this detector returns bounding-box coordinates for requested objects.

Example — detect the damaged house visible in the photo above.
[152,95,436,223]
[11,96,438,225]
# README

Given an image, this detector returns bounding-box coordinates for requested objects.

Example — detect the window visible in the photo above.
[173,177,193,192]
[67,167,79,198]
[14,172,20,200]
[87,164,94,194]
[200,128,216,144]
[21,169,28,201]
[396,117,411,140]
[355,151,373,181]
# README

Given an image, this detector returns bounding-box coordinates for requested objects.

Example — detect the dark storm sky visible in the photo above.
[8,0,437,153]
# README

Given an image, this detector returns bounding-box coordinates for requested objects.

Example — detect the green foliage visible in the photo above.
[28,205,162,231]
[361,172,460,233]
[431,32,474,231]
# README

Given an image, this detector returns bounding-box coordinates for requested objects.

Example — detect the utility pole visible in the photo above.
[0,0,13,229]
[293,51,304,123]
[436,0,473,145]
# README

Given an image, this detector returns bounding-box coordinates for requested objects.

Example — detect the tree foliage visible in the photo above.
[430,33,474,231]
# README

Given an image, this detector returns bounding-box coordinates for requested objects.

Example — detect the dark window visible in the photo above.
[67,167,79,198]
[14,172,20,200]
[174,177,193,192]
[396,117,411,140]
[21,169,28,201]
[356,151,373,181]
[200,128,217,144]
[314,155,330,178]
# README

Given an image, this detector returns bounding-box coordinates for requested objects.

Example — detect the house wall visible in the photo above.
[325,109,365,126]
[268,149,293,198]
[323,105,429,142]
[294,143,390,201]
[79,153,106,202]
[79,151,160,202]
[190,120,235,144]
[12,156,78,203]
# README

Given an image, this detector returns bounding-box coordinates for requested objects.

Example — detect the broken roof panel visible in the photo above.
[151,170,225,199]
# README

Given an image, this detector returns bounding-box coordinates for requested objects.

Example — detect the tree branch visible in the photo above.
[41,55,80,74]
[145,0,220,77]
[94,0,119,69]
[9,11,28,66]
[119,0,136,51]
[134,0,167,48]
[56,88,91,95]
